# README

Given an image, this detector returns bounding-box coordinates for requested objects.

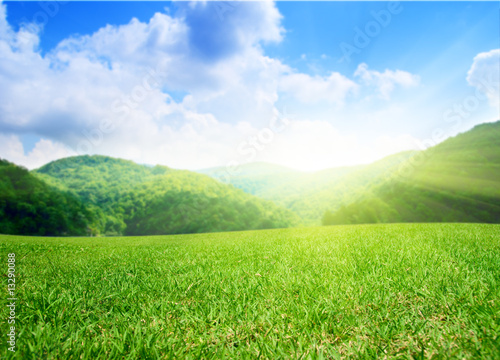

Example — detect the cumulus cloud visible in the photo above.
[467,49,500,107]
[279,72,358,105]
[0,1,8,37]
[0,1,425,171]
[0,1,287,165]
[179,1,283,61]
[0,134,75,169]
[354,63,420,99]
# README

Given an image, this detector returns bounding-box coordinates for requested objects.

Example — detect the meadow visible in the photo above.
[1,223,499,359]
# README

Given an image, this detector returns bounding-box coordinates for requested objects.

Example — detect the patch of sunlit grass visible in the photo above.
[1,223,499,359]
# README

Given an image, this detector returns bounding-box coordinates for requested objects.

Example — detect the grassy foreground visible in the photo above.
[1,224,499,359]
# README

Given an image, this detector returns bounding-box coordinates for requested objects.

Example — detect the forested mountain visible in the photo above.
[34,155,300,236]
[198,162,306,196]
[2,121,499,236]
[122,171,299,235]
[0,159,93,236]
[323,121,500,225]
[35,156,171,235]
[264,151,417,223]
[199,152,416,224]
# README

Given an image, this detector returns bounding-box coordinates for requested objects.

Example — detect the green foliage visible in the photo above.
[34,155,168,235]
[4,120,499,236]
[202,152,417,225]
[1,223,499,358]
[0,158,93,236]
[123,171,298,235]
[34,155,300,236]
[199,162,303,196]
[323,121,500,225]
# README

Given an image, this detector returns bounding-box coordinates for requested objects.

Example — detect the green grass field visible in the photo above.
[1,223,499,359]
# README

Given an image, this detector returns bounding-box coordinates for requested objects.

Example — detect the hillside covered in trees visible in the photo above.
[199,152,417,224]
[32,155,300,236]
[322,121,500,225]
[0,159,93,236]
[2,121,499,236]
[200,121,500,226]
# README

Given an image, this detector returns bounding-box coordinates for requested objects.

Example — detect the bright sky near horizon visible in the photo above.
[0,1,499,171]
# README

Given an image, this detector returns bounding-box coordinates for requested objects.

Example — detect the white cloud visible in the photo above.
[279,72,358,105]
[179,0,283,60]
[0,1,8,38]
[0,1,286,157]
[0,1,427,172]
[0,134,75,169]
[467,49,500,107]
[354,63,420,99]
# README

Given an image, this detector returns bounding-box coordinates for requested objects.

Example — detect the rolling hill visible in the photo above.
[3,120,499,236]
[33,155,301,236]
[198,162,303,196]
[198,152,417,224]
[0,159,93,236]
[199,121,500,226]
[323,121,500,225]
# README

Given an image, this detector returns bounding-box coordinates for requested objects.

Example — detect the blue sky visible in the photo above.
[0,1,498,171]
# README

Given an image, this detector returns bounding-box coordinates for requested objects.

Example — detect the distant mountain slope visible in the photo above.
[35,155,300,235]
[265,151,417,223]
[197,162,303,196]
[323,121,500,225]
[200,162,299,178]
[0,159,93,236]
[198,152,416,225]
[122,171,299,235]
[10,120,498,236]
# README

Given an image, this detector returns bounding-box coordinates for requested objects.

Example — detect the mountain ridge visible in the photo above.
[32,155,301,236]
[2,120,499,236]
[323,120,500,225]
